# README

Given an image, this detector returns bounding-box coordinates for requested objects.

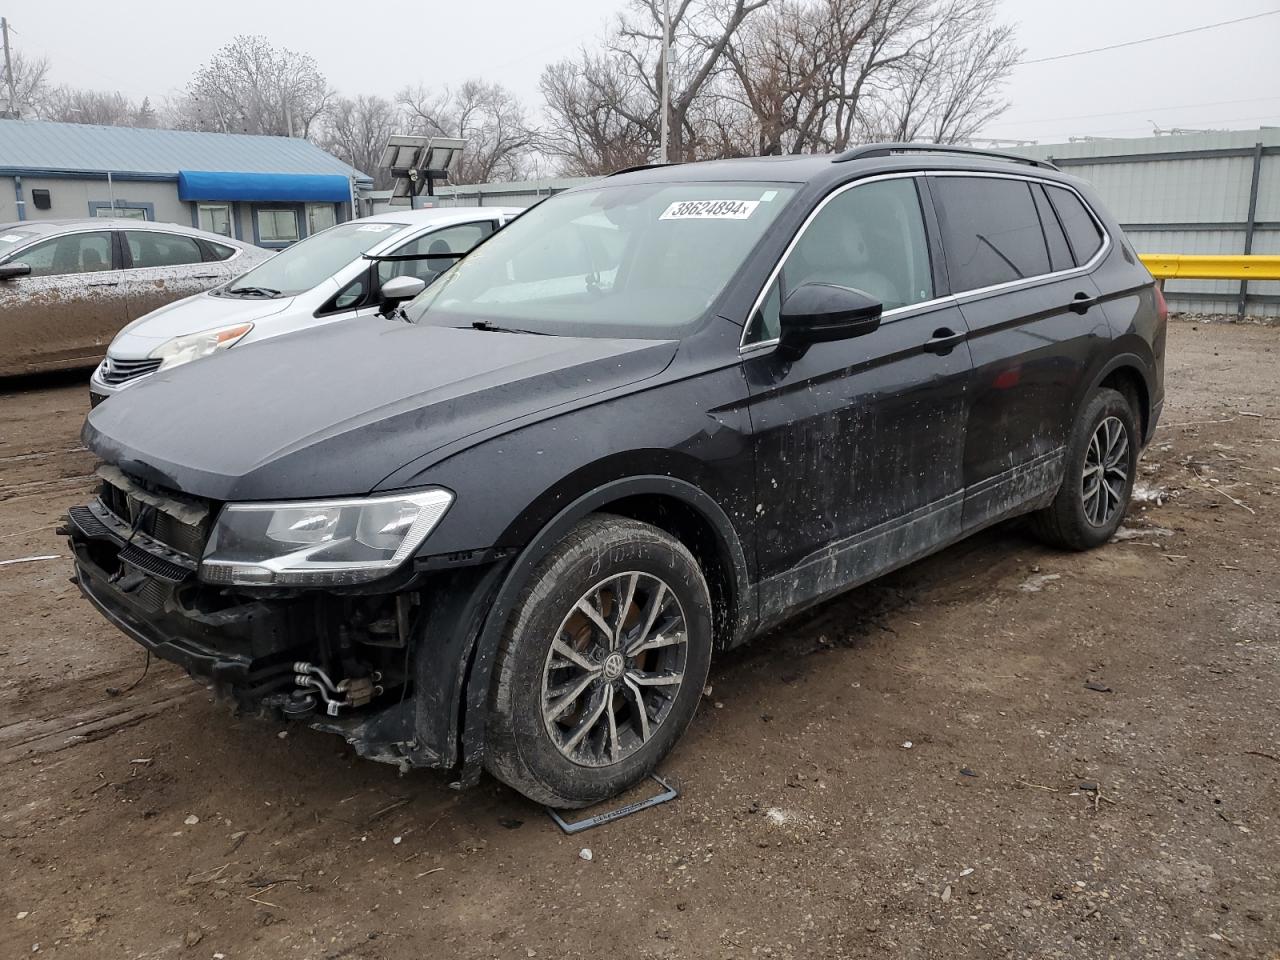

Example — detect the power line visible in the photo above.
[984,95,1280,128]
[1015,9,1280,66]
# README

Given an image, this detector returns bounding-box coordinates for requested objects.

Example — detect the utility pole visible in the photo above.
[658,0,670,163]
[2,17,18,119]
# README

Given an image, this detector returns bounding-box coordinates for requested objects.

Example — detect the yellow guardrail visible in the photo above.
[1139,254,1280,281]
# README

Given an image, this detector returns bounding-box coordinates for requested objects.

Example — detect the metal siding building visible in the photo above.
[0,120,374,247]
[1014,130,1280,317]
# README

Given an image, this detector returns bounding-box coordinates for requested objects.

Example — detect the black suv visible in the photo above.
[68,145,1165,807]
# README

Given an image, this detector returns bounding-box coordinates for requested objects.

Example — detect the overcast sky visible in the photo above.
[9,0,1280,145]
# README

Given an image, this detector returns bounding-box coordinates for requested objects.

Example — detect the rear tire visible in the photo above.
[1031,387,1138,550]
[485,514,713,808]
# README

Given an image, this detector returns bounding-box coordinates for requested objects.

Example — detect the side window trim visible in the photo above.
[740,172,947,351]
[924,171,1112,303]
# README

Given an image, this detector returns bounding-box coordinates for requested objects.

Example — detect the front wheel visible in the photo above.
[485,514,713,808]
[1031,386,1139,550]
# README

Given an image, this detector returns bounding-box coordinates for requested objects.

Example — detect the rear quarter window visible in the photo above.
[1046,185,1105,265]
[931,177,1051,291]
[205,241,238,262]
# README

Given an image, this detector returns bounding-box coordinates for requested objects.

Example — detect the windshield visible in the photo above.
[225,221,408,297]
[0,228,42,260]
[404,182,797,337]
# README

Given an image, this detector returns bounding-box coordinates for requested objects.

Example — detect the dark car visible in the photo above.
[66,144,1165,808]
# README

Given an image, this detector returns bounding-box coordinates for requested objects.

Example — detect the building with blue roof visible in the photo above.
[0,119,374,247]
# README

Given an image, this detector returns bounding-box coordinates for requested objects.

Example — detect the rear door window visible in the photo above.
[931,177,1051,291]
[9,231,114,277]
[1046,185,1104,265]
[125,231,203,268]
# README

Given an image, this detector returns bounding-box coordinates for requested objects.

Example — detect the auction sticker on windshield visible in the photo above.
[660,200,760,221]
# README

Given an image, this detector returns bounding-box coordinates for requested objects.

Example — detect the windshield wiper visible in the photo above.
[226,285,283,298]
[465,320,550,336]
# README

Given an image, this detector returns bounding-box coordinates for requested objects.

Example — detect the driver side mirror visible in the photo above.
[778,282,882,359]
[0,262,32,281]
[377,275,426,316]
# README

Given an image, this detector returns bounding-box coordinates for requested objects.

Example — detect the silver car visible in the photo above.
[0,219,268,378]
[89,207,523,402]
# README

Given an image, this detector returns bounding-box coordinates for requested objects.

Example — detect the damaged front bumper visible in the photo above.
[65,480,510,778]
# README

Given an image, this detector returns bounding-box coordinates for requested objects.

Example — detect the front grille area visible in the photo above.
[98,355,162,386]
[98,477,212,559]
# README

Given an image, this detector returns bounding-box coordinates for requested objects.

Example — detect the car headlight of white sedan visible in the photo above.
[150,323,254,372]
[200,489,454,586]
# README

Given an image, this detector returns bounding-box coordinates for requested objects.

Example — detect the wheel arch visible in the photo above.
[1086,349,1155,445]
[452,473,755,785]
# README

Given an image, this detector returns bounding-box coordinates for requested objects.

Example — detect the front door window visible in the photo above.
[745,177,934,345]
[8,231,114,276]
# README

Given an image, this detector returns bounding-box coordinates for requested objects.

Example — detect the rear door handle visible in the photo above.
[1068,292,1098,314]
[923,327,966,355]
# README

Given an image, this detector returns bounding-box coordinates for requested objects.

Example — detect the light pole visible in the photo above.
[658,0,670,163]
[2,17,18,119]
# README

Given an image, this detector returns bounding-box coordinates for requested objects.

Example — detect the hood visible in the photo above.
[84,316,678,502]
[109,291,296,356]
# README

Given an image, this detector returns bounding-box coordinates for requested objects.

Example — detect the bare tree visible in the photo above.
[320,94,401,186]
[2,49,51,118]
[537,54,656,176]
[398,80,534,184]
[38,88,139,126]
[541,0,772,172]
[725,0,1019,154]
[168,35,331,138]
[867,0,1020,143]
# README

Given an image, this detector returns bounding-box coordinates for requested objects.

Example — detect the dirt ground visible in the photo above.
[1,318,1277,960]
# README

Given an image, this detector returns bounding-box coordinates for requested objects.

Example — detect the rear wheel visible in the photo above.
[485,514,713,808]
[1031,387,1138,550]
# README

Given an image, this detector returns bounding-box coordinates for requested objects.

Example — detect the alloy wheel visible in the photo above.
[540,571,688,768]
[1082,415,1129,526]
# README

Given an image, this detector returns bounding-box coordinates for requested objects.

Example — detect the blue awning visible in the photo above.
[177,170,351,203]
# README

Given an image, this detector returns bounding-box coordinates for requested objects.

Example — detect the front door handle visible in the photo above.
[1068,292,1098,314]
[85,280,120,287]
[923,327,966,355]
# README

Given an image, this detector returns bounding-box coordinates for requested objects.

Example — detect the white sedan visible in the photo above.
[89,206,522,403]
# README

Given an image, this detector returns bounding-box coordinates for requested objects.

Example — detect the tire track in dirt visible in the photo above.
[1,675,198,765]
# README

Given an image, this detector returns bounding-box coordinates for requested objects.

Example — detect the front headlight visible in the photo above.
[200,488,453,586]
[150,323,253,372]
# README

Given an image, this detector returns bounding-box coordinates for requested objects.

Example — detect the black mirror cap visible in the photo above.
[778,282,882,358]
[0,262,32,280]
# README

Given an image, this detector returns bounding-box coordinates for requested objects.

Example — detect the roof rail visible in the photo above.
[832,142,1058,171]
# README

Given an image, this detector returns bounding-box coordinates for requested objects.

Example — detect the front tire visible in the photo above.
[485,514,713,808]
[1032,387,1138,550]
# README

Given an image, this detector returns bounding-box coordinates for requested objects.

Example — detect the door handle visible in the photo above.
[85,280,120,287]
[923,327,966,355]
[191,274,219,279]
[1068,292,1098,314]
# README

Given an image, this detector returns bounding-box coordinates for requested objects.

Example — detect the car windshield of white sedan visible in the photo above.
[223,221,408,297]
[405,183,797,337]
